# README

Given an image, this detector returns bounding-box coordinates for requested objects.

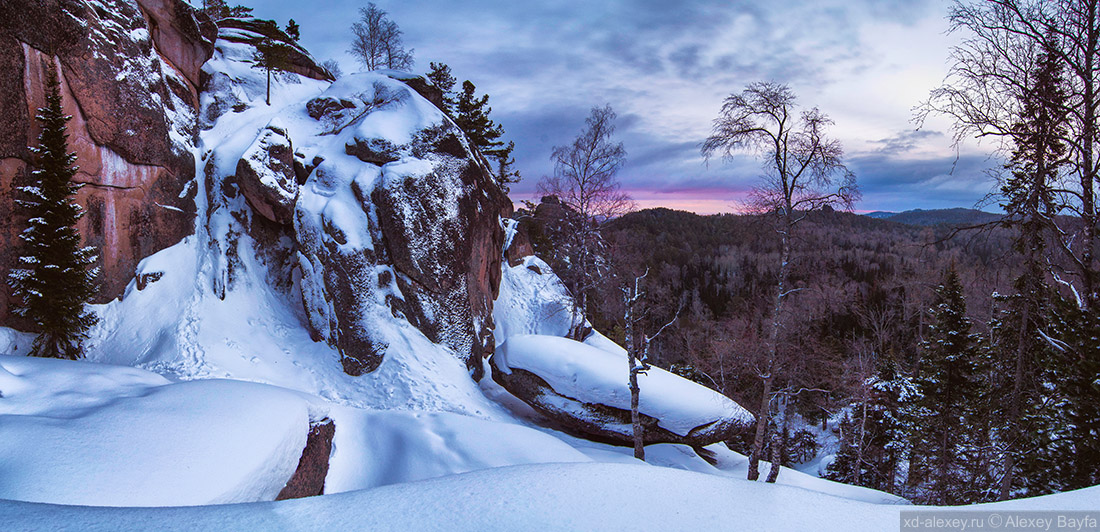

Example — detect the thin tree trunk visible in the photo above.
[625,283,645,461]
[999,279,1031,500]
[856,395,868,486]
[766,393,787,483]
[629,362,644,460]
[1083,0,1098,310]
[266,67,271,106]
[766,427,782,483]
[749,218,791,480]
[747,376,771,481]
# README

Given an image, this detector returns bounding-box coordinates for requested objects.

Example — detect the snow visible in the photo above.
[0,356,310,506]
[5,462,1094,532]
[493,255,581,344]
[323,409,591,493]
[495,334,754,436]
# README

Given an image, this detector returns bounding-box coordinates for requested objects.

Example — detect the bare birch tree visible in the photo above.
[348,3,414,71]
[538,105,633,339]
[702,81,858,481]
[622,270,680,461]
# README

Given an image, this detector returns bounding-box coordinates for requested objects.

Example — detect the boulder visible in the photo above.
[236,121,298,225]
[216,18,332,82]
[492,335,755,447]
[276,418,335,500]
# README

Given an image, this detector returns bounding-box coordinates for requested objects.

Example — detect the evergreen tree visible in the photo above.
[1044,296,1100,491]
[285,19,300,42]
[825,357,917,494]
[454,80,519,188]
[910,266,984,504]
[8,66,98,360]
[824,412,862,484]
[202,0,252,20]
[426,61,456,113]
[989,31,1068,500]
[455,80,503,152]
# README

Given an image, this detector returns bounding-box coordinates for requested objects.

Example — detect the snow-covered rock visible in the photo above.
[204,67,509,375]
[492,334,755,447]
[235,119,299,224]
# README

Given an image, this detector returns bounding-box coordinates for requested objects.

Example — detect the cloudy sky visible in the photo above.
[248,0,1001,214]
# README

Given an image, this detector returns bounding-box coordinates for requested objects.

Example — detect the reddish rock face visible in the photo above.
[0,0,211,325]
[135,0,217,101]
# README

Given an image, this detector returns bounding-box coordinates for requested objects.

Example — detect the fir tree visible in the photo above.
[285,19,300,41]
[202,0,252,20]
[8,66,98,360]
[1044,297,1100,491]
[825,357,917,494]
[911,266,984,504]
[454,80,520,189]
[426,62,456,113]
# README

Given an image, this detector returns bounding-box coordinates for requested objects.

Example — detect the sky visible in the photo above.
[237,0,1003,214]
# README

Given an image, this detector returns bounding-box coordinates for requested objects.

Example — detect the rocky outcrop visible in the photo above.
[222,73,508,376]
[216,18,332,82]
[276,418,335,500]
[236,121,297,225]
[136,0,218,98]
[0,0,212,324]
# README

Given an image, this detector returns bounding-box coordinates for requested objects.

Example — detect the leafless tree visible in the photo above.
[348,3,414,71]
[538,105,633,338]
[321,59,343,79]
[622,269,680,461]
[702,81,858,482]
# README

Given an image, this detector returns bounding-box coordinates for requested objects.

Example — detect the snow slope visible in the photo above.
[0,355,311,506]
[2,463,1096,532]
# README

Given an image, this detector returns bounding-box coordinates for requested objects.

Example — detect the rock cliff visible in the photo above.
[0,0,213,322]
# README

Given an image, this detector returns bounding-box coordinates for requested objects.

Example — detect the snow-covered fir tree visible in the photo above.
[826,356,917,494]
[909,266,985,504]
[1044,297,1100,492]
[7,66,98,360]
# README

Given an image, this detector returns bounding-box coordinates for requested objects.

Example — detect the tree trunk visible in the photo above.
[766,427,782,483]
[749,215,792,481]
[747,375,771,481]
[766,394,787,483]
[856,396,868,486]
[624,285,645,461]
[266,67,271,106]
[629,363,644,460]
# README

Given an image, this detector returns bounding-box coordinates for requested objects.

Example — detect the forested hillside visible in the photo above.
[519,202,1094,504]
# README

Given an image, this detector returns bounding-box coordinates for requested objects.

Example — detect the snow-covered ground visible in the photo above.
[1,460,1097,532]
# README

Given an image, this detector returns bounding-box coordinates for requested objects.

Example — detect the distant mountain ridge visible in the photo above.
[861,208,1002,227]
